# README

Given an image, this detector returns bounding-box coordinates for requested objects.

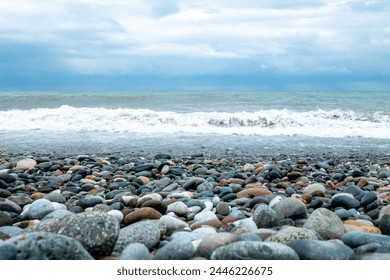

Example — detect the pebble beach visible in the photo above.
[1,149,390,260]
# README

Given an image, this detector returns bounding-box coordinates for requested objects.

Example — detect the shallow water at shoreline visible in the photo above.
[1,131,389,158]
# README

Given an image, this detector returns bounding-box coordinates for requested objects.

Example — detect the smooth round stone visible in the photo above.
[379,214,390,236]
[331,195,360,209]
[123,207,162,224]
[360,192,378,207]
[194,211,218,223]
[114,221,161,254]
[271,197,307,221]
[8,194,33,207]
[232,218,258,232]
[0,189,11,198]
[44,192,66,204]
[120,243,151,260]
[25,211,120,258]
[160,215,188,234]
[378,205,390,221]
[253,204,277,228]
[183,177,205,190]
[234,232,262,242]
[265,226,319,244]
[107,210,123,223]
[343,185,364,197]
[141,200,167,214]
[41,210,74,221]
[167,201,189,216]
[303,183,326,196]
[195,232,236,259]
[0,211,13,226]
[0,174,16,184]
[288,240,355,260]
[0,232,93,260]
[211,241,299,260]
[334,208,351,220]
[0,198,22,214]
[16,158,37,170]
[154,239,195,260]
[76,195,105,208]
[216,202,230,216]
[303,208,345,240]
[342,232,390,249]
[0,226,22,237]
[28,199,55,220]
[0,179,9,189]
[203,201,214,211]
[269,196,283,208]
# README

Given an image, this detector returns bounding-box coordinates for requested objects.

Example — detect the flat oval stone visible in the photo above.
[210,241,299,260]
[154,240,195,260]
[288,239,355,260]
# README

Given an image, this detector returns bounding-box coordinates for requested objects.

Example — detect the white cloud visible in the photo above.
[0,0,389,77]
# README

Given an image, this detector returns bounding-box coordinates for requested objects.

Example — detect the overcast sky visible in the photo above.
[0,0,389,90]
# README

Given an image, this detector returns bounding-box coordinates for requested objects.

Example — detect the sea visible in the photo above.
[0,91,389,157]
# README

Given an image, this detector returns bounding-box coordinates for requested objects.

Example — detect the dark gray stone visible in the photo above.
[0,211,13,226]
[379,214,390,236]
[344,185,364,197]
[288,240,355,260]
[76,195,104,208]
[0,174,16,184]
[25,211,119,258]
[331,195,360,209]
[342,232,390,249]
[210,241,299,260]
[303,208,345,240]
[120,243,151,260]
[360,192,378,207]
[253,204,277,228]
[216,202,230,216]
[0,179,9,189]
[183,177,205,190]
[0,232,93,260]
[271,198,307,220]
[0,198,22,214]
[154,240,195,260]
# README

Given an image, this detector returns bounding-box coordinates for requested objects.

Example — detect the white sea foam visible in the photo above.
[1,105,389,138]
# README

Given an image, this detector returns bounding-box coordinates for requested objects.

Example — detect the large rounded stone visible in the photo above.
[0,198,22,214]
[28,199,54,219]
[16,158,37,170]
[271,198,307,220]
[253,204,277,228]
[114,220,161,254]
[303,208,345,240]
[210,241,299,260]
[25,211,119,258]
[0,232,93,260]
[288,239,355,260]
